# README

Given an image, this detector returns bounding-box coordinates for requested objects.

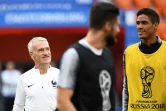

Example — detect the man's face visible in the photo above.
[105,17,120,46]
[136,14,156,40]
[30,41,51,65]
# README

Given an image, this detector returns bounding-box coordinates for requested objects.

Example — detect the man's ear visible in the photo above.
[29,52,34,60]
[154,22,159,30]
[104,21,112,32]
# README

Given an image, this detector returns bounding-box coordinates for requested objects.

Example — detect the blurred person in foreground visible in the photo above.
[123,8,166,111]
[57,2,120,111]
[13,37,59,111]
[0,62,3,111]
[1,61,21,111]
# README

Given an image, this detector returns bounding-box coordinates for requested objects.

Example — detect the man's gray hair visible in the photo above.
[28,37,48,52]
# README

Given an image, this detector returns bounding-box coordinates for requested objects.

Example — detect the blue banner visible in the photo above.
[0,0,125,28]
[0,8,90,28]
[0,0,93,6]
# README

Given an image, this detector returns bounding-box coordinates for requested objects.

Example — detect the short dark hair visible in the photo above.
[137,8,160,24]
[89,2,119,30]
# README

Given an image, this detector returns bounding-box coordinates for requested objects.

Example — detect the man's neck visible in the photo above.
[85,30,106,49]
[141,35,157,47]
[35,64,50,74]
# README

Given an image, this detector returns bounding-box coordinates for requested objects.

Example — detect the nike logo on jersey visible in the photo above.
[28,84,34,88]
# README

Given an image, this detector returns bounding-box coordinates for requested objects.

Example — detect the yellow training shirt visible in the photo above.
[125,41,166,111]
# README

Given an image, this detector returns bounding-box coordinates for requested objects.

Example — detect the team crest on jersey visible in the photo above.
[140,66,155,98]
[51,79,57,88]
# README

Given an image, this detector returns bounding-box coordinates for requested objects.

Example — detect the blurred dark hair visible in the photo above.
[89,2,119,30]
[137,8,160,24]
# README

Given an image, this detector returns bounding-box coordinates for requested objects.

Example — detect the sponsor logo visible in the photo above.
[27,84,34,88]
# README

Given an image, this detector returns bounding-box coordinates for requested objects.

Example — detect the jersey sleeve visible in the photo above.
[13,76,25,111]
[57,48,80,89]
[122,50,129,111]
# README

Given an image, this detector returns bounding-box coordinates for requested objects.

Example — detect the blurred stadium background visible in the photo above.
[0,0,166,111]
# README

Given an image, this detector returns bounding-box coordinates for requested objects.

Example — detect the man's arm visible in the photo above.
[122,51,129,111]
[13,77,25,111]
[57,48,79,111]
[57,88,76,111]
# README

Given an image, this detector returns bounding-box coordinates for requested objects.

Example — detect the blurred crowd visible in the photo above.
[0,61,21,111]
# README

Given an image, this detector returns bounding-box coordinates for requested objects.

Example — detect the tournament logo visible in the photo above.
[140,66,155,98]
[99,70,111,111]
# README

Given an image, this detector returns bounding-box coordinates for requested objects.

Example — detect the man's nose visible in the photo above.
[43,49,49,54]
[137,23,143,29]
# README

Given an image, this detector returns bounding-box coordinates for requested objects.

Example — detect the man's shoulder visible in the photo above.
[63,47,79,58]
[69,42,86,51]
[126,43,139,51]
[1,70,7,75]
[161,40,166,45]
[20,68,34,79]
[64,39,89,55]
[159,40,166,50]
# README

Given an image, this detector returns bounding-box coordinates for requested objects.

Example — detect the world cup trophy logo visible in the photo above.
[99,70,111,111]
[140,66,155,98]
